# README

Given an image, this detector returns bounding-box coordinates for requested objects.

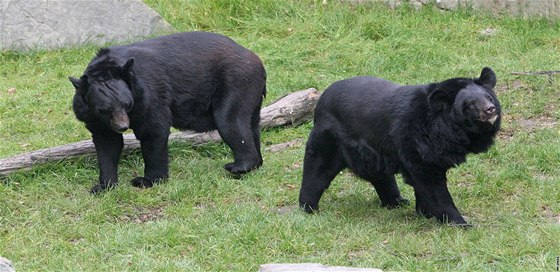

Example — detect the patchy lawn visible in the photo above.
[0,0,559,270]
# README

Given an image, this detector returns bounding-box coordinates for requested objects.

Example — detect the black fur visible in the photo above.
[299,68,501,226]
[70,31,266,193]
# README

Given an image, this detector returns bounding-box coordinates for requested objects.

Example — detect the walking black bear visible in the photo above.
[70,32,266,193]
[299,68,501,226]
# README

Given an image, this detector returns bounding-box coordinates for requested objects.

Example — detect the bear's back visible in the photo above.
[88,31,265,106]
[104,32,253,75]
[315,76,424,135]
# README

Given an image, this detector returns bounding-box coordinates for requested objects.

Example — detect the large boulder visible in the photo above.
[347,0,560,18]
[0,0,174,51]
[431,0,560,17]
[0,256,14,272]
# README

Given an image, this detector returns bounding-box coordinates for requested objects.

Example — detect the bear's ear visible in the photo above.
[69,76,81,90]
[479,67,496,90]
[428,88,451,112]
[121,58,134,74]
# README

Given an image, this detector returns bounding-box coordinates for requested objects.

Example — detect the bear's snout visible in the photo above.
[111,110,130,133]
[485,105,496,114]
[482,104,498,125]
[113,123,129,133]
[477,100,498,124]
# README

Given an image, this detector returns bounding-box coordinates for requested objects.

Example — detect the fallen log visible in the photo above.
[0,88,321,176]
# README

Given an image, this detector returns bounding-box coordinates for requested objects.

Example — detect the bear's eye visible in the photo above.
[98,108,111,115]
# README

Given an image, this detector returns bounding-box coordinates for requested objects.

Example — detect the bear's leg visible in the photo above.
[250,108,263,166]
[414,185,468,226]
[368,173,409,209]
[131,135,170,188]
[406,169,469,226]
[91,131,124,194]
[299,129,345,213]
[214,110,261,175]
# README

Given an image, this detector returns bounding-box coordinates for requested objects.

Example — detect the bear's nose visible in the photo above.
[485,105,496,114]
[115,124,129,132]
[111,110,130,133]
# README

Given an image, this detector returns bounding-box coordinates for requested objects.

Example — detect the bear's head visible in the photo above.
[69,56,135,133]
[428,67,501,134]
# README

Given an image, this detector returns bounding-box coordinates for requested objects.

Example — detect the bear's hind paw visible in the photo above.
[130,177,166,188]
[90,183,116,194]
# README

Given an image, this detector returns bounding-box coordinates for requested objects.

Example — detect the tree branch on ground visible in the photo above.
[0,88,321,176]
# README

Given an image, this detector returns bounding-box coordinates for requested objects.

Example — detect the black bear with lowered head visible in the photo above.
[70,31,266,193]
[299,68,501,226]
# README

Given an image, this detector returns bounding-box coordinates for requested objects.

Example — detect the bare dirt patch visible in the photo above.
[272,204,298,215]
[117,206,166,224]
[517,117,557,131]
[540,205,560,225]
[265,139,303,153]
[498,114,558,142]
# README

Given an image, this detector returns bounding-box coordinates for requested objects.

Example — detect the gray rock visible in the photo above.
[0,0,174,51]
[441,0,560,18]
[343,0,560,17]
[259,263,382,272]
[0,256,14,272]
[384,0,424,9]
[479,27,498,37]
[435,0,459,10]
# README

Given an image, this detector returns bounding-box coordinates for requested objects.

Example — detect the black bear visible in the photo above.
[69,31,266,193]
[299,68,501,226]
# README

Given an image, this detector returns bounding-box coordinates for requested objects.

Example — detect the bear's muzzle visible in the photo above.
[111,110,130,133]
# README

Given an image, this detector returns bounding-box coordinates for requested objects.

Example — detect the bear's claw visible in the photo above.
[130,177,166,188]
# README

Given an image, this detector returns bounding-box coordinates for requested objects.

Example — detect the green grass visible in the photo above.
[1,0,559,270]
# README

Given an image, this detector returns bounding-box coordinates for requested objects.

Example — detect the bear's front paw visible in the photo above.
[130,177,166,188]
[224,161,260,175]
[446,215,471,228]
[415,204,434,219]
[382,197,410,209]
[299,202,319,214]
[130,177,154,188]
[90,183,116,194]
